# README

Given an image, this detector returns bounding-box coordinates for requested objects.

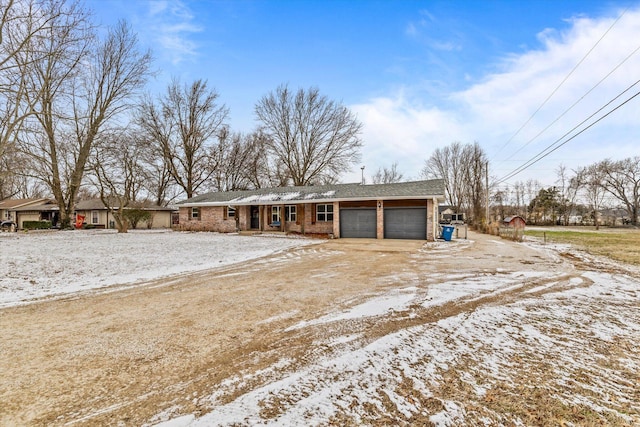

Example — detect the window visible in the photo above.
[224,206,235,219]
[191,207,200,220]
[316,204,333,222]
[271,206,281,224]
[91,210,99,224]
[284,205,296,222]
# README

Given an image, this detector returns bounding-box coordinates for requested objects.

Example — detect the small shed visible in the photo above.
[500,216,526,241]
[503,215,526,229]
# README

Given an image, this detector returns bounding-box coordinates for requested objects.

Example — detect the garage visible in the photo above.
[340,208,376,238]
[384,207,427,240]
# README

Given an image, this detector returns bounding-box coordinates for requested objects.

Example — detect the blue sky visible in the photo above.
[90,0,640,187]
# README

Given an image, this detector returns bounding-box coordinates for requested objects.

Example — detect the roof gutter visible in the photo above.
[179,194,447,208]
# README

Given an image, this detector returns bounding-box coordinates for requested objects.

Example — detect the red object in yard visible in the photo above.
[503,216,526,229]
[75,214,85,229]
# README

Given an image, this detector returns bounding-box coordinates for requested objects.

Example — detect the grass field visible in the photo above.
[525,227,640,265]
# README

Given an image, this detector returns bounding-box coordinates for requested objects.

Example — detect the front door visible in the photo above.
[250,206,260,229]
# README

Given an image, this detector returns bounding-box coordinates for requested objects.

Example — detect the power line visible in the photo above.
[492,6,629,158]
[496,81,640,184]
[501,41,640,164]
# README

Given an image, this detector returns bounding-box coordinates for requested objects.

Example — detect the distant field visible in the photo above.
[525,227,640,265]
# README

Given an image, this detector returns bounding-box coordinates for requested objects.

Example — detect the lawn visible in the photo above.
[525,227,640,265]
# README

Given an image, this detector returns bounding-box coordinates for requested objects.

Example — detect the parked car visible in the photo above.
[1,220,17,231]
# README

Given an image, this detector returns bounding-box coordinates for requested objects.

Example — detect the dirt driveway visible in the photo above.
[1,231,638,426]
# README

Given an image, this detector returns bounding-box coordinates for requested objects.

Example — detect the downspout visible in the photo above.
[436,197,441,240]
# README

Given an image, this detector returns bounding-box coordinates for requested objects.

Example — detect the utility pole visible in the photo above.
[485,160,490,226]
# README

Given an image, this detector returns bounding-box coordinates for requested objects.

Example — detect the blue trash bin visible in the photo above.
[441,225,454,241]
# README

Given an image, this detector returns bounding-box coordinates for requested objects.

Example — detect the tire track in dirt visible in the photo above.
[0,232,604,426]
[169,256,590,424]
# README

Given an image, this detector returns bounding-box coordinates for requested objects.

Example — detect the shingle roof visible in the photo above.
[0,198,50,209]
[75,199,175,211]
[12,202,59,212]
[178,179,445,206]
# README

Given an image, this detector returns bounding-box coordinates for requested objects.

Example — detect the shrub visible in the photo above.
[124,209,152,229]
[23,220,52,230]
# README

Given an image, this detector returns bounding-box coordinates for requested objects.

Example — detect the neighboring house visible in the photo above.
[74,199,176,229]
[438,206,465,224]
[176,179,445,241]
[0,198,48,223]
[0,198,59,229]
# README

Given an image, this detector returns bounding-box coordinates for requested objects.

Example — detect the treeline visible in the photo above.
[0,0,362,229]
[421,141,640,228]
[494,158,640,227]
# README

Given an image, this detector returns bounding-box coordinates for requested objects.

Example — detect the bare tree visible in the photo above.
[422,141,488,225]
[576,165,606,229]
[372,162,404,184]
[556,164,581,226]
[138,142,177,207]
[422,142,467,213]
[89,129,148,232]
[210,129,267,192]
[19,11,151,228]
[598,157,640,226]
[0,0,68,195]
[462,142,487,224]
[255,84,363,186]
[138,79,228,198]
[242,131,290,189]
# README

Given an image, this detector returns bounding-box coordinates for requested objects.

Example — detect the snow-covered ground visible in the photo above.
[155,272,639,426]
[2,230,638,425]
[152,240,640,427]
[0,229,316,308]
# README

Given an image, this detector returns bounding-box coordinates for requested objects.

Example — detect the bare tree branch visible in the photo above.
[137,78,228,198]
[18,8,152,228]
[255,84,362,186]
[372,162,404,184]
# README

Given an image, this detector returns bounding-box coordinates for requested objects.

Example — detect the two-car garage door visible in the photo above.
[340,207,427,240]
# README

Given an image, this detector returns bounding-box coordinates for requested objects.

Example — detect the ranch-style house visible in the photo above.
[176,179,445,241]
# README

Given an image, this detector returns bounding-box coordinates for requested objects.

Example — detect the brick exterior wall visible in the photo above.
[427,198,435,241]
[178,199,437,241]
[178,206,236,232]
[332,201,340,237]
[263,203,334,235]
[178,204,334,235]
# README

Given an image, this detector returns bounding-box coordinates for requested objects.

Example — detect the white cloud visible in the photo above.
[353,6,640,185]
[349,94,469,182]
[145,0,202,64]
[405,9,461,52]
[148,0,169,16]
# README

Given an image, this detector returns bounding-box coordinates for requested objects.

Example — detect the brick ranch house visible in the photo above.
[176,179,445,241]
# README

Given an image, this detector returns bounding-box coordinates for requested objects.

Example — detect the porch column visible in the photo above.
[376,200,384,239]
[280,207,284,232]
[333,201,340,238]
[427,198,436,241]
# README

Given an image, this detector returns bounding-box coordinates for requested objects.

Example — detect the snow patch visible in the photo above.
[0,230,317,308]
